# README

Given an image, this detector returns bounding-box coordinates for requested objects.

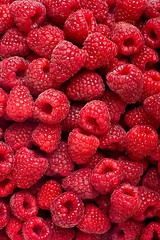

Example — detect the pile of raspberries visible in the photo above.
[1,0,160,239]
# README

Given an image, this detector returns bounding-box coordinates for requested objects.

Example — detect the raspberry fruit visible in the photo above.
[96,24,111,39]
[5,216,23,240]
[0,4,14,34]
[81,151,105,170]
[144,93,160,122]
[144,0,160,19]
[0,88,7,117]
[76,230,101,240]
[0,141,14,175]
[0,199,10,230]
[142,166,160,194]
[149,139,160,163]
[0,175,16,197]
[141,222,160,240]
[50,222,75,240]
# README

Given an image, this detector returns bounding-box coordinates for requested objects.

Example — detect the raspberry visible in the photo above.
[115,0,146,24]
[12,147,48,189]
[106,64,143,104]
[94,194,110,215]
[76,230,101,240]
[77,203,111,234]
[149,139,160,163]
[78,100,110,135]
[141,222,160,240]
[109,183,141,223]
[50,192,84,228]
[68,127,99,164]
[96,24,111,39]
[144,93,160,122]
[0,88,7,117]
[91,158,123,194]
[5,216,23,240]
[144,0,160,19]
[0,199,10,230]
[27,25,65,59]
[0,141,14,175]
[0,175,16,197]
[104,12,116,30]
[10,190,38,221]
[29,177,47,198]
[34,88,70,124]
[66,70,105,101]
[142,166,160,194]
[50,222,75,240]
[6,85,34,122]
[0,27,30,59]
[0,4,14,34]
[45,141,74,177]
[81,151,105,170]
[22,216,51,240]
[50,40,86,83]
[62,168,98,199]
[82,32,118,70]
[100,91,126,124]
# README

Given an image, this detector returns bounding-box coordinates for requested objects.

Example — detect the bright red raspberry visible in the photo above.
[142,166,160,194]
[6,85,34,122]
[28,177,47,198]
[77,203,111,234]
[149,138,160,163]
[115,0,146,24]
[37,180,62,210]
[0,141,14,175]
[0,174,16,197]
[34,88,70,124]
[81,151,105,170]
[27,25,65,59]
[0,4,14,34]
[141,222,160,240]
[68,127,99,164]
[106,64,143,104]
[5,216,23,240]
[66,70,105,101]
[62,168,98,199]
[78,100,110,135]
[125,124,158,161]
[83,32,118,70]
[104,12,116,30]
[0,88,7,117]
[76,230,101,240]
[0,199,10,230]
[96,24,111,39]
[45,141,74,177]
[50,222,75,240]
[144,0,160,19]
[50,192,84,228]
[109,183,141,223]
[144,93,160,122]
[50,40,86,83]
[91,158,123,194]
[12,147,48,189]
[0,27,30,59]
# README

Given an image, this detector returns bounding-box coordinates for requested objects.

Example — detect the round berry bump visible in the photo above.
[27,25,65,59]
[78,100,110,135]
[0,141,14,175]
[10,0,46,33]
[96,23,111,39]
[50,192,84,228]
[0,4,14,34]
[144,0,160,19]
[142,166,160,194]
[77,203,111,234]
[91,158,123,195]
[83,32,118,70]
[51,222,76,240]
[0,175,16,197]
[0,88,7,117]
[76,230,101,240]
[81,151,105,170]
[22,216,51,240]
[6,85,34,122]
[66,70,105,101]
[141,222,160,240]
[106,63,143,104]
[62,168,98,200]
[0,199,10,230]
[144,93,160,122]
[6,216,23,240]
[12,147,48,189]
[68,127,100,165]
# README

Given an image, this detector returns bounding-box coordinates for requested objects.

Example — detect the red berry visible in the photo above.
[142,166,160,195]
[144,93,160,122]
[141,222,160,240]
[0,199,10,230]
[0,4,14,34]
[50,221,75,240]
[0,141,14,175]
[5,216,23,240]
[144,0,160,19]
[0,174,16,197]
[81,151,105,170]
[76,230,101,240]
[96,24,111,39]
[0,88,7,117]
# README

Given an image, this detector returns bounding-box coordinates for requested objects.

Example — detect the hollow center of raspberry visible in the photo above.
[149,29,157,39]
[124,37,134,46]
[88,117,99,127]
[16,69,26,78]
[118,229,124,237]
[145,62,153,71]
[0,178,10,188]
[23,200,30,210]
[101,166,114,174]
[64,200,74,214]
[43,66,49,74]
[153,231,159,240]
[144,205,155,215]
[41,103,52,114]
[33,224,44,236]
[123,189,134,197]
[0,154,5,163]
[31,12,40,25]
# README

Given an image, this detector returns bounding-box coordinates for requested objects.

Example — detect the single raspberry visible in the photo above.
[141,222,160,240]
[45,141,74,177]
[144,0,160,19]
[77,203,111,234]
[106,64,143,104]
[5,216,23,240]
[66,70,105,101]
[12,147,48,189]
[68,127,99,164]
[0,174,16,197]
[50,40,86,83]
[142,166,160,194]
[76,230,101,240]
[0,88,7,117]
[82,32,118,70]
[109,183,141,223]
[0,199,10,230]
[62,168,98,199]
[22,216,51,240]
[130,45,159,72]
[115,0,146,24]
[125,124,158,161]
[0,141,14,175]
[50,222,75,240]
[91,158,123,195]
[149,138,160,163]
[96,24,111,39]
[50,192,84,228]
[27,25,65,59]
[81,151,105,170]
[0,4,14,34]
[144,93,160,122]
[78,100,110,135]
[0,27,30,59]
[6,85,34,122]
[63,9,97,45]
[34,88,70,124]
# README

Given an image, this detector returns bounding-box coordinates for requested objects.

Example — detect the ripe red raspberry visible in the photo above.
[12,147,48,189]
[115,0,146,24]
[6,86,34,122]
[0,4,14,34]
[83,32,118,70]
[106,64,143,104]
[27,25,65,59]
[78,100,110,135]
[76,230,101,240]
[5,216,23,240]
[45,141,74,177]
[149,139,160,163]
[34,88,70,124]
[50,40,86,83]
[0,199,10,230]
[104,12,116,30]
[0,88,7,117]
[77,203,111,234]
[50,192,84,228]
[144,0,160,19]
[50,222,75,240]
[0,174,16,197]
[142,166,160,194]
[125,124,158,161]
[66,70,105,101]
[10,190,39,221]
[81,151,105,170]
[144,93,160,122]
[0,141,14,175]
[37,180,62,210]
[22,216,51,240]
[68,127,99,164]
[141,222,160,240]
[96,24,111,39]
[62,168,98,199]
[91,158,123,194]
[0,27,30,59]
[28,177,47,198]
[94,194,110,215]
[109,183,141,223]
